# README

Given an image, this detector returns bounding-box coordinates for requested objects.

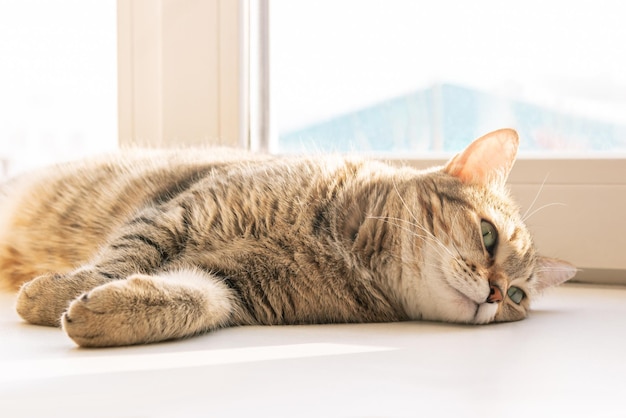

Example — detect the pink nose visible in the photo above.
[487,284,503,303]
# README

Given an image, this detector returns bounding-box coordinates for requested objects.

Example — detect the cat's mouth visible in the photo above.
[438,269,501,324]
[444,279,500,324]
[471,284,502,324]
[446,276,494,305]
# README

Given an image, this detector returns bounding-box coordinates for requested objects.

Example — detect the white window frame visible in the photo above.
[117,0,626,284]
[117,0,248,148]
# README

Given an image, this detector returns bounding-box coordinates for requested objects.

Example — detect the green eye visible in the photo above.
[507,286,525,304]
[481,220,498,255]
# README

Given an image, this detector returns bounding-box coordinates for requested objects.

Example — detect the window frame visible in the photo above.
[117,0,248,148]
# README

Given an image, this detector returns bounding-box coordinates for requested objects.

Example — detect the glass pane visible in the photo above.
[270,0,626,155]
[0,0,117,178]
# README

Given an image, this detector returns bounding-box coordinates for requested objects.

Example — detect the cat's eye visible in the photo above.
[480,220,498,256]
[507,286,525,304]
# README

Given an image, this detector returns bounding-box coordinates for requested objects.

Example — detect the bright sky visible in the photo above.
[271,0,626,132]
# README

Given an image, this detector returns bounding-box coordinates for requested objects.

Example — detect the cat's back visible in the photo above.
[0,148,262,290]
[0,149,248,223]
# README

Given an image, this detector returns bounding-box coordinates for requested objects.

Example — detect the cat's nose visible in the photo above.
[487,284,503,303]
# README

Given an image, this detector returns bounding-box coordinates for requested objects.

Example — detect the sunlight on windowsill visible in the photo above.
[0,343,396,382]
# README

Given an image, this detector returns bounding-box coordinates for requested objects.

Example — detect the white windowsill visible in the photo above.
[1,282,625,417]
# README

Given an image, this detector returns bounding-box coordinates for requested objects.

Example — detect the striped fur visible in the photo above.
[0,129,575,347]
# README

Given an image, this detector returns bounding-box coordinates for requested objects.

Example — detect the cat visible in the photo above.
[0,128,576,347]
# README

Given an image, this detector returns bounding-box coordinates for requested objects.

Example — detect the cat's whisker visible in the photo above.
[371,218,436,248]
[522,202,567,222]
[369,216,436,248]
[368,215,459,263]
[384,183,460,262]
[520,174,569,222]
[535,268,581,273]
[373,221,459,267]
[369,215,460,262]
[380,249,440,273]
[521,174,549,221]
[368,215,440,245]
[449,245,468,271]
[390,180,420,227]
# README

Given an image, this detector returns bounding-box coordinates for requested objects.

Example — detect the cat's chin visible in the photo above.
[439,278,497,324]
[446,299,498,325]
[472,302,499,324]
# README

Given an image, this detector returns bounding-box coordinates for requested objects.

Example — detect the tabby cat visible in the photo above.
[0,129,575,347]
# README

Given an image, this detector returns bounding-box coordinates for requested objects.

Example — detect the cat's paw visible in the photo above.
[62,277,144,347]
[16,273,71,326]
[62,272,234,347]
[62,274,189,347]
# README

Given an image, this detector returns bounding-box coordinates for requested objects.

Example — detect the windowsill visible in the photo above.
[1,282,625,416]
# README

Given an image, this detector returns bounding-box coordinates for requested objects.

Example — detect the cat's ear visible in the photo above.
[444,128,519,186]
[533,257,577,292]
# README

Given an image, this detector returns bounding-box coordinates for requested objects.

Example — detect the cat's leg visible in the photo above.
[16,205,190,327]
[61,268,236,347]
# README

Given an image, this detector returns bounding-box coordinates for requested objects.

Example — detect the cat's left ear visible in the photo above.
[533,257,578,292]
[444,128,519,187]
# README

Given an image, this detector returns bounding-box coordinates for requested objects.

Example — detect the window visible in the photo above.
[0,0,117,178]
[270,0,626,156]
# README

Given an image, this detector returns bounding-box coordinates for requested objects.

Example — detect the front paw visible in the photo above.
[62,280,146,347]
[62,274,216,347]
[16,273,69,326]
[62,290,109,347]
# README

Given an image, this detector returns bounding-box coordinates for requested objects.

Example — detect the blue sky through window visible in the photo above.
[271,0,626,154]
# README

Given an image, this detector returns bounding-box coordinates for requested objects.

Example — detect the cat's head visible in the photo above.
[397,128,576,324]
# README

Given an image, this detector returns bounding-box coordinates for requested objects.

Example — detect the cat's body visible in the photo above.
[0,129,576,347]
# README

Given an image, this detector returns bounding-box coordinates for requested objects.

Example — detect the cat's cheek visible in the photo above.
[493,302,528,323]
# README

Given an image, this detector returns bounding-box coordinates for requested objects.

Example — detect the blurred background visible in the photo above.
[271,0,626,154]
[1,0,626,178]
[0,0,117,176]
